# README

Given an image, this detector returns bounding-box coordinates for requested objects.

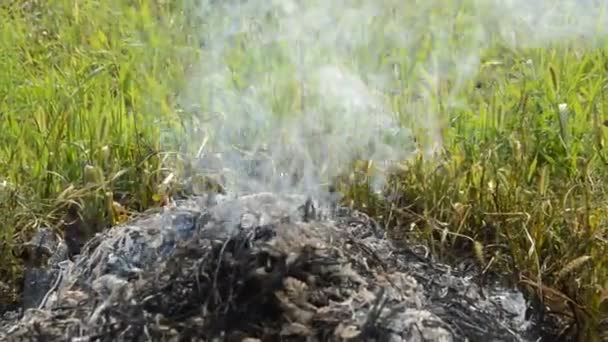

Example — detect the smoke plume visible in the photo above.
[175,0,608,199]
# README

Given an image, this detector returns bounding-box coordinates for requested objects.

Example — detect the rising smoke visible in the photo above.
[175,0,608,200]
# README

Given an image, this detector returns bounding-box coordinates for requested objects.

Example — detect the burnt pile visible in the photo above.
[1,192,541,341]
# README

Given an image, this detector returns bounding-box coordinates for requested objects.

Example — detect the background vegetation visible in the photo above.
[0,0,197,302]
[1,0,607,339]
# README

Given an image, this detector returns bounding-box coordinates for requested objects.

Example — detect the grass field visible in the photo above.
[1,0,608,339]
[0,0,197,302]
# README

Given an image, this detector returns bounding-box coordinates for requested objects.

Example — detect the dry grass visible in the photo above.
[342,45,608,338]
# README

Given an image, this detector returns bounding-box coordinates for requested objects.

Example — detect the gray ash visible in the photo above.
[1,192,545,341]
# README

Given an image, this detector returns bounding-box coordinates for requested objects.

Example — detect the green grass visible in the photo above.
[0,0,199,301]
[1,0,608,340]
[343,45,608,336]
[344,45,608,340]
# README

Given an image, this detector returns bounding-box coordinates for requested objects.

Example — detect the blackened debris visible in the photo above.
[1,192,544,341]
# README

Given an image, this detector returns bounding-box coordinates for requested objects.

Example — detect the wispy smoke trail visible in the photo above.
[175,0,608,199]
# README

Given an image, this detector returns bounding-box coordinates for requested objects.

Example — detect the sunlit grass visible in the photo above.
[0,0,198,304]
[344,43,608,339]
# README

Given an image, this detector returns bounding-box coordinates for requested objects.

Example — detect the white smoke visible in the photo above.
[174,0,608,199]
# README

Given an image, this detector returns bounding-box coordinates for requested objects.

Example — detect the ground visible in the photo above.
[0,0,607,340]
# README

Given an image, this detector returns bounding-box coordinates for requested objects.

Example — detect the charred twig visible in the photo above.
[347,238,388,272]
[359,287,388,340]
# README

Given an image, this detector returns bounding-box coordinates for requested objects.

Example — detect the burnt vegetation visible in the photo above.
[2,194,548,341]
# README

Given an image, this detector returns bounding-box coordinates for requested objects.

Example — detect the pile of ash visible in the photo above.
[1,192,543,341]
